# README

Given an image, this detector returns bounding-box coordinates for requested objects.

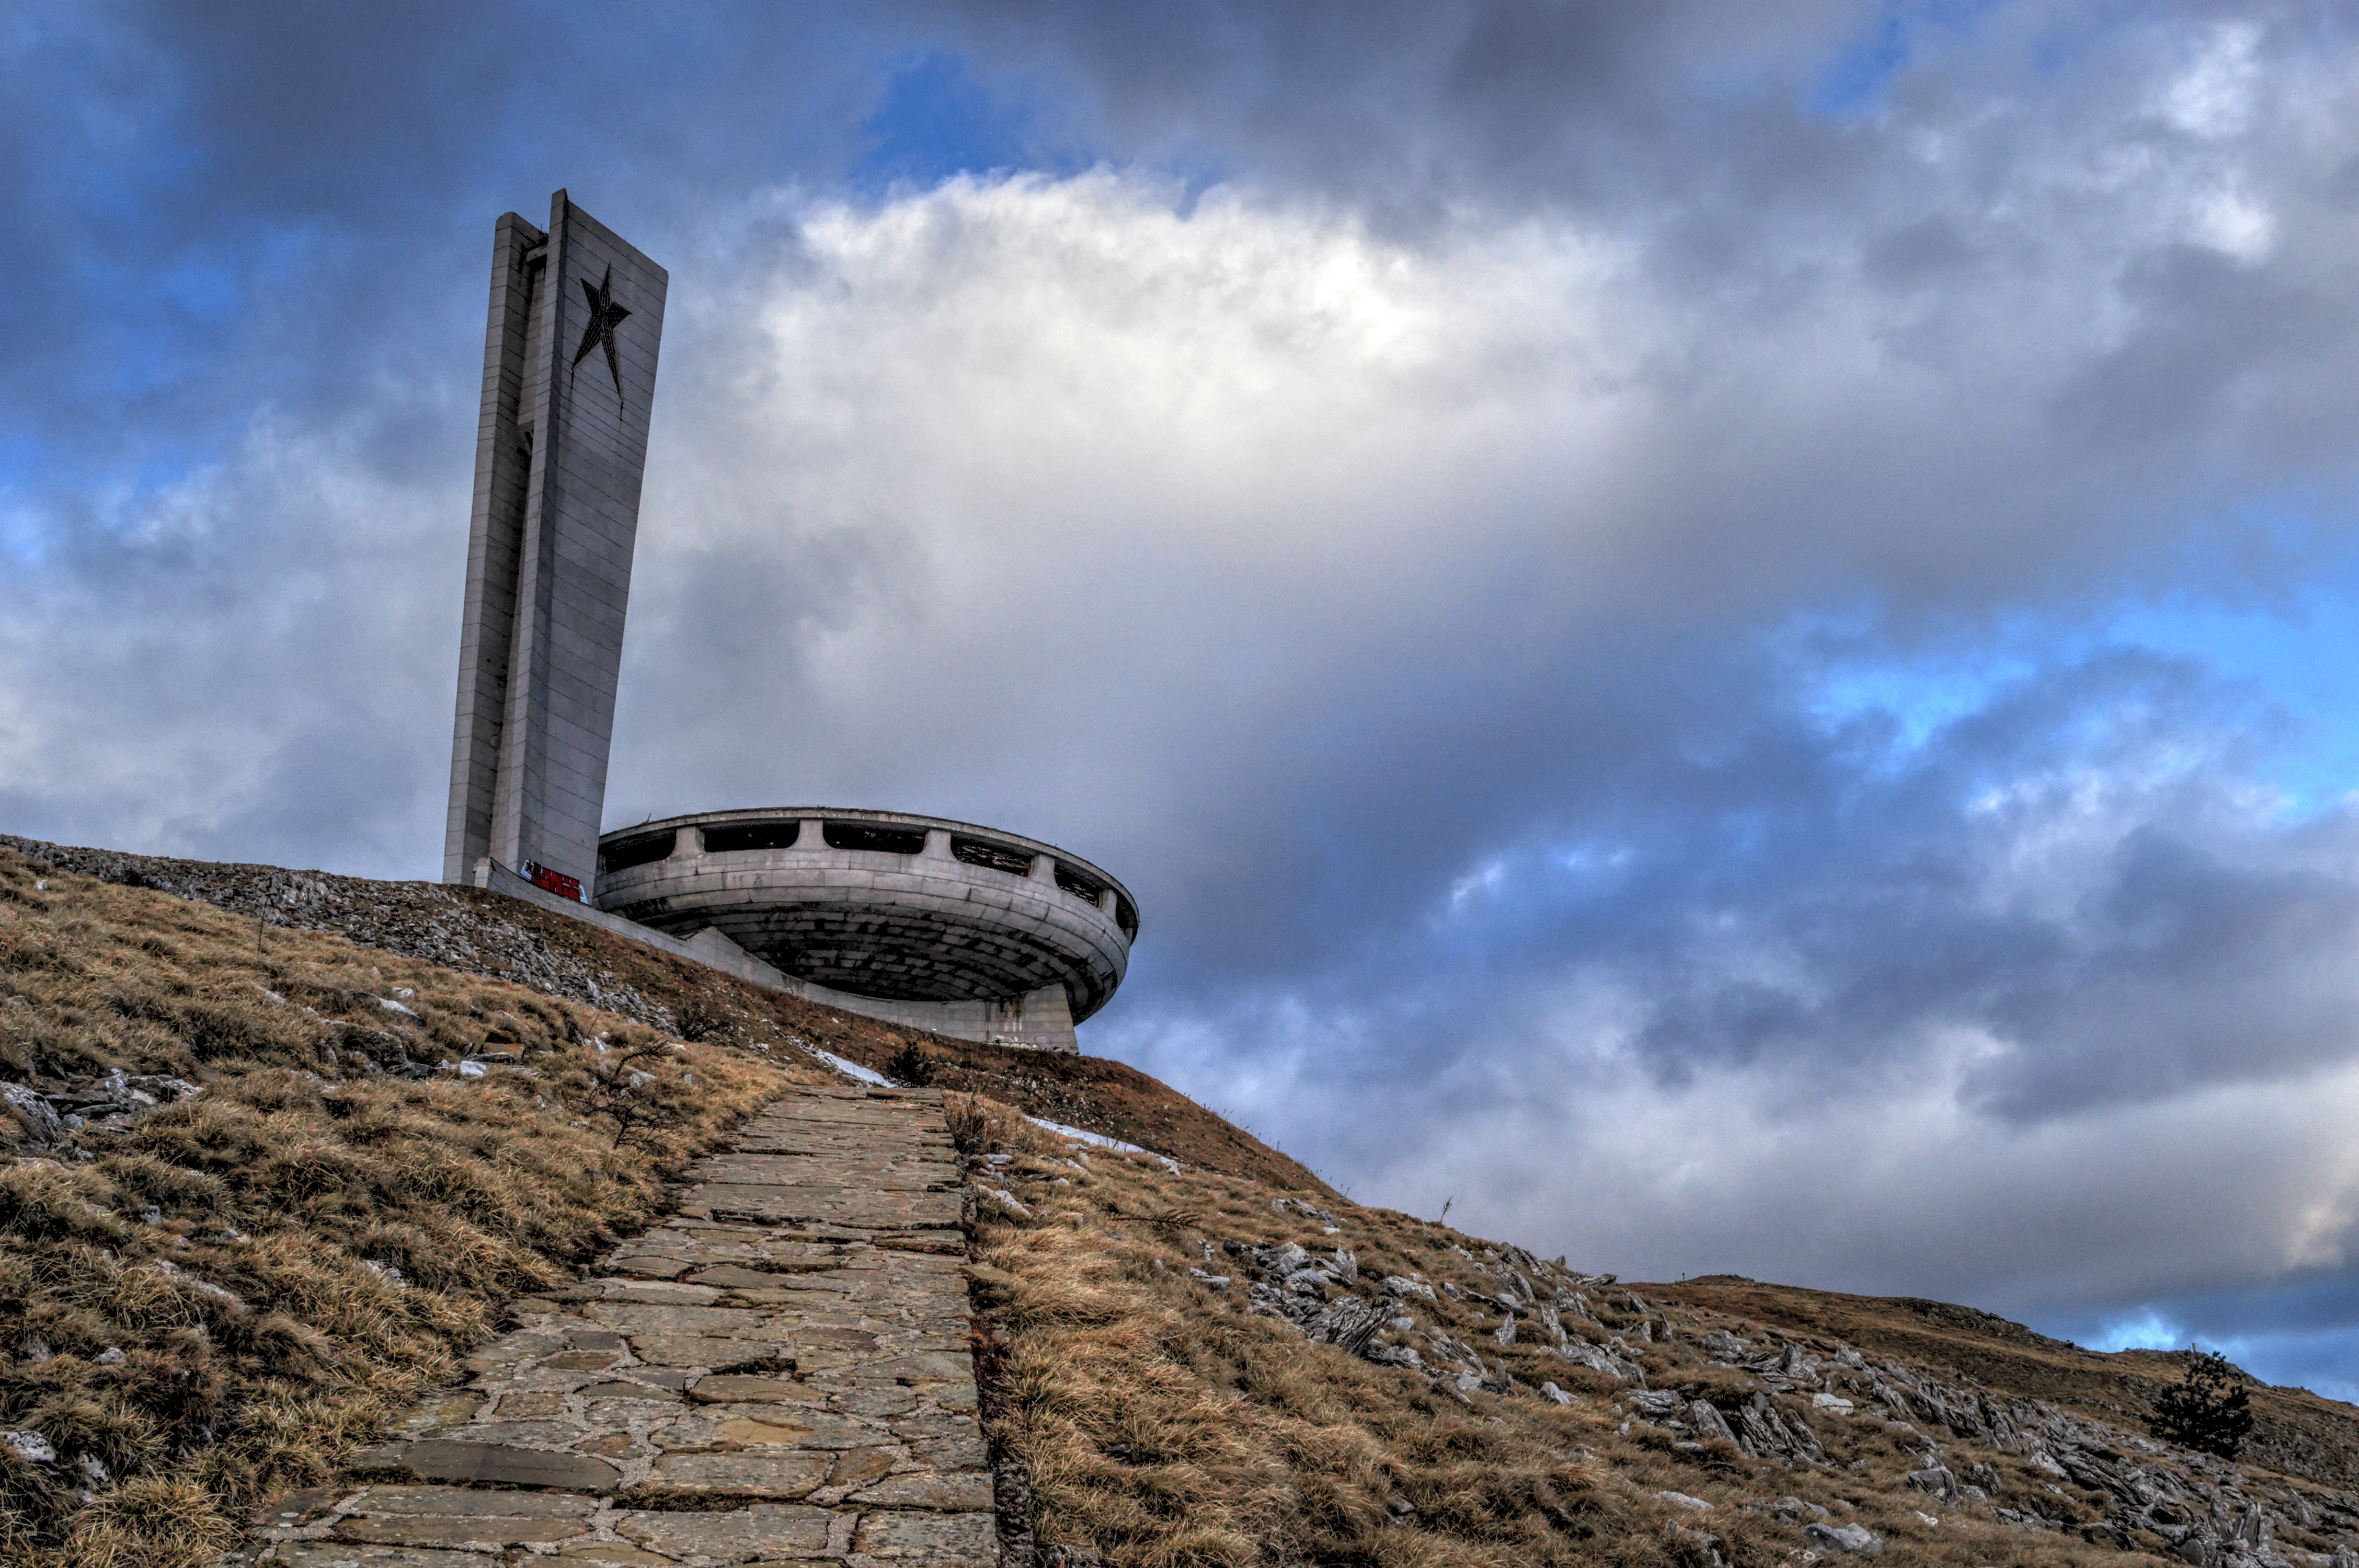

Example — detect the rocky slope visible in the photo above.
[1652,1278,2359,1496]
[955,1100,2359,1567]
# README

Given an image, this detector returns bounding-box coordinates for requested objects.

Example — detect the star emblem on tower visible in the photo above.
[570,264,632,407]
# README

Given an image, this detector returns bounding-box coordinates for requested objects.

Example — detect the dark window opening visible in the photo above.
[1055,863,1106,905]
[1114,894,1138,940]
[599,830,677,874]
[825,821,926,855]
[704,821,801,854]
[952,836,1034,876]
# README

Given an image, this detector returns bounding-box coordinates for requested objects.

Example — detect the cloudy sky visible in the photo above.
[12,1,2359,1393]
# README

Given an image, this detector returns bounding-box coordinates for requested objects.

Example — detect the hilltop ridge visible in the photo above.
[4,836,2358,1565]
[0,834,1328,1196]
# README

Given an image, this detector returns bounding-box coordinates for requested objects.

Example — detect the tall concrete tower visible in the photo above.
[442,192,667,898]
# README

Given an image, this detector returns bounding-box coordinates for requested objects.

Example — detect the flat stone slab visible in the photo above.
[676,1183,966,1228]
[268,1546,488,1568]
[230,1082,1000,1566]
[646,1448,832,1496]
[350,1438,622,1492]
[617,1503,833,1559]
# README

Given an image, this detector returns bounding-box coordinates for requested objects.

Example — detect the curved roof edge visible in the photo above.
[600,805,1139,933]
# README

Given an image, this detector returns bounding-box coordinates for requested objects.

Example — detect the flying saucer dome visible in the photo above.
[593,807,1137,1023]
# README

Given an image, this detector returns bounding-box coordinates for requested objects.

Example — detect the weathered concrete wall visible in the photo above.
[476,859,1082,1053]
[445,192,668,900]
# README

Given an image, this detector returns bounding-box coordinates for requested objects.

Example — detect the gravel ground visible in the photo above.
[0,835,674,1033]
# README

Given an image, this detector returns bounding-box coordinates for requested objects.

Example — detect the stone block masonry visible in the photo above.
[445,191,667,900]
[228,1083,1000,1566]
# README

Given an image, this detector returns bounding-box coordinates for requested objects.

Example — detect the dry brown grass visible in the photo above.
[0,845,815,1563]
[952,1094,2175,1567]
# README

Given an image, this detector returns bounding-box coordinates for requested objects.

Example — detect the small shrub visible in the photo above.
[2150,1348,2255,1459]
[887,1041,937,1087]
[944,1092,994,1153]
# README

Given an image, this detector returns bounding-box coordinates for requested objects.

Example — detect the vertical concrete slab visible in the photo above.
[444,192,668,897]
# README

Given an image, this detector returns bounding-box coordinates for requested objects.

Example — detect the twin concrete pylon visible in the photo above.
[443,191,668,903]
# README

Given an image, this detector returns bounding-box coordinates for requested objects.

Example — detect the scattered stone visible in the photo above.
[1,1083,62,1147]
[1686,1400,1739,1447]
[1907,1465,1959,1499]
[1806,1521,1884,1554]
[5,1430,56,1463]
[979,1185,1032,1219]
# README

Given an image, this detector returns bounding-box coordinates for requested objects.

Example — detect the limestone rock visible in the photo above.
[5,1429,56,1463]
[1805,1521,1884,1554]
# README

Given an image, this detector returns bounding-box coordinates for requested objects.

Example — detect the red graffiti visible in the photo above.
[524,861,585,903]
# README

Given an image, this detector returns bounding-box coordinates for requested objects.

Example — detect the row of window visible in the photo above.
[598,820,1137,937]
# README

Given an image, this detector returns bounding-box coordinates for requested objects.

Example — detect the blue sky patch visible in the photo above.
[853,51,1058,192]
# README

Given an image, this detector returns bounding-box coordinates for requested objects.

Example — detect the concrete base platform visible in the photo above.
[467,859,1079,1053]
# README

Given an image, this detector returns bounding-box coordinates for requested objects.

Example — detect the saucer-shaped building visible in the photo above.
[595,808,1137,1051]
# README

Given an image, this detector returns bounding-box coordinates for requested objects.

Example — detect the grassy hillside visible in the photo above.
[951,1103,2359,1566]
[0,844,822,1564]
[6,837,2359,1566]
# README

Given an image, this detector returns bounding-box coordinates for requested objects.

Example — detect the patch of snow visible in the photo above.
[805,1047,891,1087]
[1025,1115,1181,1173]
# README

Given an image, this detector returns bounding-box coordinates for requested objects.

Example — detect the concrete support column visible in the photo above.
[923,828,953,859]
[800,817,826,849]
[1097,887,1118,916]
[1030,854,1059,886]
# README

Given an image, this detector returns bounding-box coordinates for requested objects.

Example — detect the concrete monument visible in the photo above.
[440,193,1130,1052]
[443,191,668,901]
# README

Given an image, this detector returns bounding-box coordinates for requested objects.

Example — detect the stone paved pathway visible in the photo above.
[230,1083,997,1566]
